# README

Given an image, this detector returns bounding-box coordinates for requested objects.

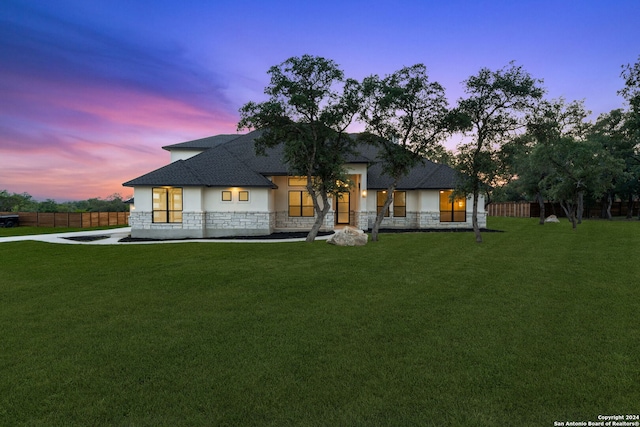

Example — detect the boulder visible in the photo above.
[327,226,368,246]
[545,215,560,223]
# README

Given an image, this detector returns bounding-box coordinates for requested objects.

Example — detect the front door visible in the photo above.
[336,192,350,224]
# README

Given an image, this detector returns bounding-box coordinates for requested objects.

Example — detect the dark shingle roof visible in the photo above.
[122,159,204,187]
[184,145,277,187]
[366,158,461,190]
[162,134,241,151]
[124,130,459,189]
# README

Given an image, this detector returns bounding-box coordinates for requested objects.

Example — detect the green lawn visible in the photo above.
[1,218,639,426]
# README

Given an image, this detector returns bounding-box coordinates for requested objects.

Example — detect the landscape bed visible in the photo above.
[0,217,638,426]
[118,228,500,242]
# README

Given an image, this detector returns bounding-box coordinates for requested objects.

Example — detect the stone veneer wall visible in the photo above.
[356,212,369,230]
[129,211,204,238]
[345,211,370,230]
[129,209,487,238]
[274,211,335,231]
[128,211,150,229]
[204,211,274,237]
[129,211,275,238]
[368,212,420,229]
[365,211,487,229]
[418,211,487,229]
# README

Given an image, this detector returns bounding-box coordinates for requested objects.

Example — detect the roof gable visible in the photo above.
[162,134,241,151]
[122,159,204,187]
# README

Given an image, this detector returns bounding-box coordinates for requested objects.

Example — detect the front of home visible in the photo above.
[123,130,485,239]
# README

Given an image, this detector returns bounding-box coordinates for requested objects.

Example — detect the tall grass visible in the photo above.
[1,218,638,426]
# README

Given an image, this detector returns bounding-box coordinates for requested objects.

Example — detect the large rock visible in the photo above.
[545,215,560,223]
[327,226,368,246]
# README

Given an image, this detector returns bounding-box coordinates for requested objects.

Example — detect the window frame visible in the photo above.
[376,191,390,217]
[238,190,249,202]
[439,190,466,222]
[393,191,406,217]
[377,190,406,217]
[288,190,314,217]
[153,187,183,223]
[221,191,232,202]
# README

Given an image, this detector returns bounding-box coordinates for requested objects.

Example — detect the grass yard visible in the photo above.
[1,218,639,426]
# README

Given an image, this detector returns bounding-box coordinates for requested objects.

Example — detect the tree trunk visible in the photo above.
[560,200,577,229]
[306,191,331,242]
[370,182,397,242]
[536,192,545,225]
[600,197,608,219]
[626,194,634,219]
[577,191,584,224]
[605,192,613,220]
[472,188,482,243]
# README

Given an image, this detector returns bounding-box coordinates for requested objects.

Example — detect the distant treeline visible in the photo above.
[0,190,130,213]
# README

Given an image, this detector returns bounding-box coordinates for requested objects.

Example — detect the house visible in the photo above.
[122,130,486,239]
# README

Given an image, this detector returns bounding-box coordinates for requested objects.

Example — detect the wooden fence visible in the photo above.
[488,201,639,218]
[486,202,531,218]
[0,212,129,228]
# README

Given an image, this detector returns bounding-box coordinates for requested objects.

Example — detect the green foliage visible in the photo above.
[0,190,38,212]
[540,137,623,227]
[359,64,450,172]
[1,218,639,426]
[452,62,545,241]
[619,55,640,114]
[0,190,130,213]
[359,64,450,240]
[506,99,593,223]
[506,97,639,224]
[588,109,640,217]
[238,55,361,241]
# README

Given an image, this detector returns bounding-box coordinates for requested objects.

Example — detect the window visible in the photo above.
[153,187,182,223]
[376,191,390,217]
[440,190,466,222]
[289,191,314,217]
[221,191,232,201]
[393,191,406,217]
[239,191,249,202]
[377,191,406,217]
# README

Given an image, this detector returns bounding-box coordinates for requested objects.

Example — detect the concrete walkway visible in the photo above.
[0,227,331,245]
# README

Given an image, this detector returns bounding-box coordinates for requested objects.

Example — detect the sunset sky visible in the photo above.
[2,0,639,201]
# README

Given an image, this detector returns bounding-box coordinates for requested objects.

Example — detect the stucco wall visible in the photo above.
[364,189,486,229]
[129,183,486,239]
[203,187,271,212]
[169,150,205,162]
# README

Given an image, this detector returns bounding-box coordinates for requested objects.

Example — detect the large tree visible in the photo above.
[509,98,591,224]
[587,109,639,219]
[619,55,640,115]
[237,55,361,242]
[451,63,545,242]
[0,190,38,212]
[359,64,449,241]
[539,136,622,228]
[618,56,640,218]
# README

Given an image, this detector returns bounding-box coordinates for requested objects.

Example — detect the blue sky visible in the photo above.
[1,0,638,200]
